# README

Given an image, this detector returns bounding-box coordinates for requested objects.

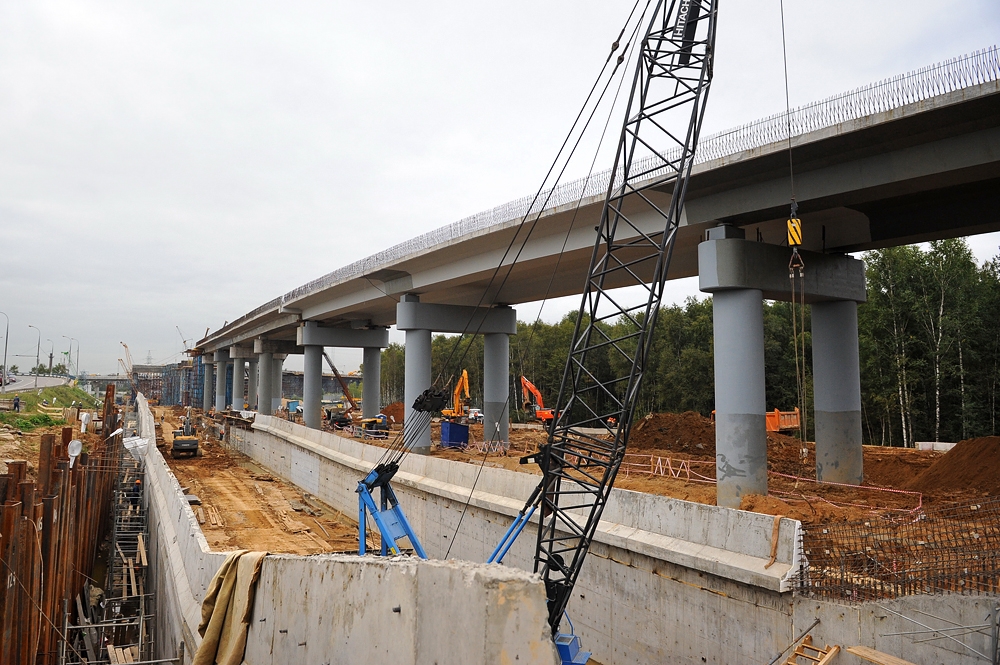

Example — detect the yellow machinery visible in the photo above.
[441,369,470,420]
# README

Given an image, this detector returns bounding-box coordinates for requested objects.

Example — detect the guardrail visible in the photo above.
[275,46,1000,308]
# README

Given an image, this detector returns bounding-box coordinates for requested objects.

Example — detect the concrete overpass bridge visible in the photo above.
[194,47,1000,505]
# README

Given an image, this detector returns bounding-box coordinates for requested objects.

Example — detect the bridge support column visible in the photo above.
[812,301,863,484]
[699,226,868,506]
[272,355,283,413]
[257,352,273,415]
[404,327,432,453]
[712,288,767,508]
[363,347,381,419]
[247,358,258,410]
[213,350,230,412]
[215,362,229,412]
[232,356,246,410]
[202,358,213,412]
[484,333,509,444]
[397,295,516,453]
[296,321,390,430]
[303,342,323,429]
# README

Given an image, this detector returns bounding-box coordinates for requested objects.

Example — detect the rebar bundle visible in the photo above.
[799,497,1000,601]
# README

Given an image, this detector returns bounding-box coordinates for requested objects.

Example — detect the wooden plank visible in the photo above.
[137,533,147,567]
[130,645,140,660]
[116,542,127,562]
[121,645,135,663]
[107,644,119,664]
[197,506,206,524]
[846,646,918,665]
[128,558,138,597]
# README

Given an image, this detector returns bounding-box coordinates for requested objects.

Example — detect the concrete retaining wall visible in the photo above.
[239,418,1000,665]
[145,419,234,661]
[143,404,558,665]
[239,417,804,663]
[246,555,558,665]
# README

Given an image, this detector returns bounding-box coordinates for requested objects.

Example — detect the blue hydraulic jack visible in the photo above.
[553,615,591,664]
[357,461,427,558]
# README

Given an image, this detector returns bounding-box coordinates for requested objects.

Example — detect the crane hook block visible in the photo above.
[412,388,448,413]
[787,218,803,247]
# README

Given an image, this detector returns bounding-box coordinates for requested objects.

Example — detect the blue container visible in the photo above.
[440,421,469,448]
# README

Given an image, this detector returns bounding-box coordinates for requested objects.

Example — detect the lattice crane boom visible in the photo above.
[530,0,719,632]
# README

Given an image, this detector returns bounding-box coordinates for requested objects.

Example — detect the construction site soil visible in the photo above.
[157,408,359,555]
[381,412,999,525]
[15,404,978,549]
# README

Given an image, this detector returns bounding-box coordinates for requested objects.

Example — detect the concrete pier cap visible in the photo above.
[296,321,389,429]
[699,226,867,506]
[396,295,517,453]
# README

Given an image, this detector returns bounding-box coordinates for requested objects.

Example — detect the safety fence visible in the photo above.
[798,497,1000,601]
[275,46,1000,309]
[0,386,123,665]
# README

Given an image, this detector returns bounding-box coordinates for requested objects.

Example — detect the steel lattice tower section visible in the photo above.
[533,0,718,631]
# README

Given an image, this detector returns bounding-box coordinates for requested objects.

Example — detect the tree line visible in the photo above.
[378,238,1000,445]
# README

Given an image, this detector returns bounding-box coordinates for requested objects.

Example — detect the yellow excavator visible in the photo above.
[171,406,199,458]
[441,369,470,421]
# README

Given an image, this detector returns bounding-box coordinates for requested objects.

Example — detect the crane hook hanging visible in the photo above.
[787,201,804,276]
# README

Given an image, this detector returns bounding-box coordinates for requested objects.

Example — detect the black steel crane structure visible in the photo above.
[529,0,719,632]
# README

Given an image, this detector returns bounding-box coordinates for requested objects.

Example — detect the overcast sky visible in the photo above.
[1,1,998,375]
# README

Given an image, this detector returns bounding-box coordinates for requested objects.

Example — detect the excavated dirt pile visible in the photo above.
[906,436,1000,496]
[380,401,405,424]
[628,411,812,477]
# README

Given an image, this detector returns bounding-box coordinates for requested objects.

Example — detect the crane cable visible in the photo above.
[380,0,652,472]
[444,15,647,560]
[780,0,809,444]
[431,0,652,391]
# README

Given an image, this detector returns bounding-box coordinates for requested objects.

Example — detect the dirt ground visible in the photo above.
[358,412,996,525]
[164,407,998,533]
[157,407,360,555]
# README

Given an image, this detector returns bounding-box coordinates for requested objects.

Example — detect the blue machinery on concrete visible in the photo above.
[357,461,428,558]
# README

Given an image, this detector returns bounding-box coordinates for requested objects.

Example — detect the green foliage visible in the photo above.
[0,412,63,431]
[5,385,100,413]
[860,239,1000,445]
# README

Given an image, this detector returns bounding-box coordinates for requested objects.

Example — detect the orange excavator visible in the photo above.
[441,369,471,421]
[520,376,554,422]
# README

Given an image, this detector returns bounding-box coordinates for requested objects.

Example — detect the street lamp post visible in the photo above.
[46,339,54,375]
[61,335,77,377]
[28,325,40,389]
[0,311,8,394]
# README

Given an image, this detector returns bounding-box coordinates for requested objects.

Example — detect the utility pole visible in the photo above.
[0,311,8,394]
[47,339,54,375]
[28,325,40,389]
